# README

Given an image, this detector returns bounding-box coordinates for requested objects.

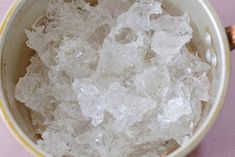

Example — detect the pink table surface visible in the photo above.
[1,0,235,157]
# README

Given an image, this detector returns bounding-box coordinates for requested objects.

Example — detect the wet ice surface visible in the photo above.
[15,0,211,157]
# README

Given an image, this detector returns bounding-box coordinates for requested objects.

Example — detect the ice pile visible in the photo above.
[15,0,211,157]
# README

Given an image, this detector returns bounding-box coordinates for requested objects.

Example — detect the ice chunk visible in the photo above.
[159,90,192,123]
[116,0,162,31]
[168,47,211,77]
[97,33,149,75]
[54,102,83,120]
[133,66,170,100]
[98,24,151,75]
[157,83,191,122]
[191,73,211,102]
[151,14,193,60]
[168,48,211,102]
[15,55,54,113]
[190,98,202,128]
[103,82,157,131]
[48,69,76,102]
[73,79,105,126]
[37,120,80,157]
[97,0,162,75]
[151,14,192,35]
[148,82,200,144]
[55,37,97,79]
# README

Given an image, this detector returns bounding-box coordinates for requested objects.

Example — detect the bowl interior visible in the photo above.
[0,0,228,155]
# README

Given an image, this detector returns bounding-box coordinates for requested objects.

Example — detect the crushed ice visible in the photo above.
[15,0,211,157]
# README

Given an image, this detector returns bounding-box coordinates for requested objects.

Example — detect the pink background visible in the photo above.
[0,0,235,156]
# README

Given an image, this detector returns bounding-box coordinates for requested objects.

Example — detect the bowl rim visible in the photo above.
[0,0,230,157]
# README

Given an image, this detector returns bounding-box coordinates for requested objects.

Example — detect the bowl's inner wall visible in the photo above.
[1,0,50,141]
[0,0,224,146]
